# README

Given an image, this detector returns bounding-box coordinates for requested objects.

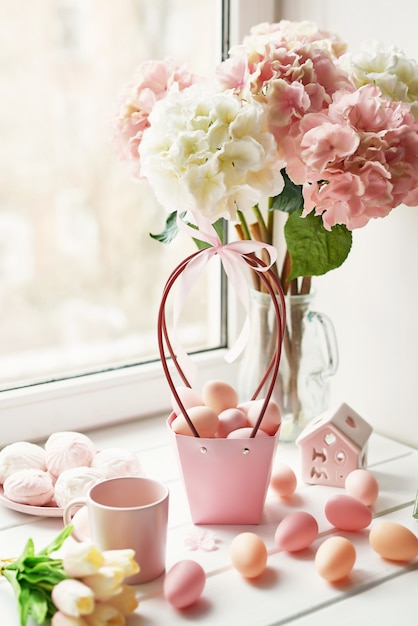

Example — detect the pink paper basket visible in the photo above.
[158,245,286,524]
[167,412,279,524]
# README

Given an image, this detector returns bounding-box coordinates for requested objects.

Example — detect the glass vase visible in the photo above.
[237,289,338,442]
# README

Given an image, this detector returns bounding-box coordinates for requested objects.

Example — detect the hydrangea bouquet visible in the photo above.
[112,20,418,295]
[111,21,418,439]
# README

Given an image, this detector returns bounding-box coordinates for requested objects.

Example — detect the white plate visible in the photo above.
[0,485,63,517]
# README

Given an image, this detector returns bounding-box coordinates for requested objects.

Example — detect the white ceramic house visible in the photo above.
[295,402,373,487]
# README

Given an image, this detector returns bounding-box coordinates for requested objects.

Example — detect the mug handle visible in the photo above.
[308,311,339,380]
[63,497,88,542]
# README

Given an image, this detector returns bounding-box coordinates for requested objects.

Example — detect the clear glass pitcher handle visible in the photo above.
[308,311,339,379]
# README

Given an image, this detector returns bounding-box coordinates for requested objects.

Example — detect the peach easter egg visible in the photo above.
[369,521,418,562]
[270,462,297,497]
[230,532,268,578]
[315,536,356,582]
[171,406,219,438]
[202,380,238,414]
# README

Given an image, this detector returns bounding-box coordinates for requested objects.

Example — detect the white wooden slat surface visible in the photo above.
[0,416,416,625]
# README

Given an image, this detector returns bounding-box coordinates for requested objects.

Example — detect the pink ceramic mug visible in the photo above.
[63,476,169,584]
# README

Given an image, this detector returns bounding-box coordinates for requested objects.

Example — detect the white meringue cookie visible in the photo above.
[54,466,105,508]
[45,432,96,477]
[0,442,47,484]
[3,468,54,506]
[91,448,143,479]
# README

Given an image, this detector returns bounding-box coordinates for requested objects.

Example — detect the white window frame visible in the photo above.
[0,0,276,445]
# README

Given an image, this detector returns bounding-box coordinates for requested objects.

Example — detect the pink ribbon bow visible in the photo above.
[172,211,278,382]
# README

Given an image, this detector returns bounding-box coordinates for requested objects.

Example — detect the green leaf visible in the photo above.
[20,538,35,562]
[269,169,304,214]
[1,527,73,626]
[22,563,67,586]
[150,211,179,243]
[18,585,31,626]
[24,587,49,625]
[38,525,73,556]
[2,568,21,601]
[192,218,225,249]
[284,209,352,279]
[150,211,226,248]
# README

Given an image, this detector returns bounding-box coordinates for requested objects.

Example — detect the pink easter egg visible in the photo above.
[216,408,248,438]
[164,560,206,609]
[236,401,253,415]
[344,469,379,506]
[171,386,204,414]
[325,494,372,531]
[246,399,281,435]
[274,511,319,552]
[226,427,269,438]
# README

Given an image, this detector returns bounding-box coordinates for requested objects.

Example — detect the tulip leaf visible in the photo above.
[1,527,72,626]
[39,525,73,556]
[284,209,352,279]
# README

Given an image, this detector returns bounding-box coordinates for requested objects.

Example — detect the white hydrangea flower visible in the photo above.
[343,41,418,118]
[139,84,284,222]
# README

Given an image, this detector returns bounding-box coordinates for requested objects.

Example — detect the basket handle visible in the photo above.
[157,250,286,438]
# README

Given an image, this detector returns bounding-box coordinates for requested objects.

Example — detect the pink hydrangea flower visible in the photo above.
[216,20,353,152]
[285,84,418,229]
[111,59,201,178]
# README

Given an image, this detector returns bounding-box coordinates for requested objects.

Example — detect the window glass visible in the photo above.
[0,0,223,390]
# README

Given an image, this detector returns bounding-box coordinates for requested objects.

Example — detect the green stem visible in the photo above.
[251,204,270,244]
[266,207,274,243]
[237,210,251,240]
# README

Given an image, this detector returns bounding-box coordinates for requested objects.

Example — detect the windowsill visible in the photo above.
[0,415,416,625]
[0,349,237,446]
